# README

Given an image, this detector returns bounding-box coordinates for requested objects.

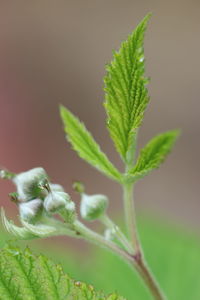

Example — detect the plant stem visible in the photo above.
[132,255,167,300]
[123,183,140,253]
[74,220,166,300]
[123,181,167,300]
[72,217,166,300]
[74,220,132,262]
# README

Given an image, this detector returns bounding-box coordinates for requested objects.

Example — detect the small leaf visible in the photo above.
[1,208,36,240]
[104,14,151,163]
[0,246,126,300]
[1,208,77,240]
[21,221,59,237]
[129,130,180,180]
[60,106,122,182]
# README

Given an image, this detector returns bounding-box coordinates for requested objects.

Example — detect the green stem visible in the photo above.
[74,220,132,262]
[72,219,166,300]
[133,255,168,300]
[123,181,167,300]
[100,214,134,254]
[123,183,140,253]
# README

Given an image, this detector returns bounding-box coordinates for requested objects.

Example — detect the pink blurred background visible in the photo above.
[0,1,199,236]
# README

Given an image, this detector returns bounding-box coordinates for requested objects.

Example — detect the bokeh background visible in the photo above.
[0,0,199,228]
[0,1,199,299]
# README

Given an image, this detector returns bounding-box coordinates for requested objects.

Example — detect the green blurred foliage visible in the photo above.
[1,217,200,300]
[0,245,124,300]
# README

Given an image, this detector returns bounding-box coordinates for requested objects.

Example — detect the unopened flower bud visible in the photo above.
[73,181,85,194]
[13,167,48,201]
[0,169,15,179]
[80,194,108,221]
[44,191,76,223]
[104,228,115,241]
[44,191,70,213]
[49,183,64,192]
[60,201,76,224]
[19,199,43,222]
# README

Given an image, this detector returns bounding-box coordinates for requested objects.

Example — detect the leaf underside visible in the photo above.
[104,14,151,162]
[60,106,122,182]
[0,246,125,300]
[129,130,180,180]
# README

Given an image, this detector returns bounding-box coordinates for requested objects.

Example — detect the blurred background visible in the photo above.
[0,1,199,299]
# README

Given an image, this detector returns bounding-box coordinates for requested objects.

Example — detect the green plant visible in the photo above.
[0,14,179,300]
[0,245,124,300]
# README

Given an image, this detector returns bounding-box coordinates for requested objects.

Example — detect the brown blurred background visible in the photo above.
[0,1,199,234]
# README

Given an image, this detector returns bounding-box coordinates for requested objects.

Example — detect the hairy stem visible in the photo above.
[132,255,167,300]
[74,220,132,262]
[74,219,166,300]
[123,182,167,300]
[123,183,140,253]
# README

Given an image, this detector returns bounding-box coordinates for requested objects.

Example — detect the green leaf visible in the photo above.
[129,130,180,180]
[104,14,151,163]
[60,106,122,182]
[0,245,125,300]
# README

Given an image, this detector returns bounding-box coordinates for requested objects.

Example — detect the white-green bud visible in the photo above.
[104,228,115,241]
[19,199,43,222]
[60,201,76,224]
[44,191,76,223]
[49,183,64,192]
[13,167,48,201]
[80,194,108,221]
[44,191,70,213]
[0,169,15,179]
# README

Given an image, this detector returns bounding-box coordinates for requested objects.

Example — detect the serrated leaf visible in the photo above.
[129,130,180,180]
[60,106,122,182]
[104,14,151,163]
[0,246,125,300]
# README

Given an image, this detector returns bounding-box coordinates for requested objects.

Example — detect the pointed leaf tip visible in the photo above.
[128,129,180,180]
[60,105,122,182]
[104,14,151,162]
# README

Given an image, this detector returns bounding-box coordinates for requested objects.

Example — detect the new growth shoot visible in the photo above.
[1,14,179,300]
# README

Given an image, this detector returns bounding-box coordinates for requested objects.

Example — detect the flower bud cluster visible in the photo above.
[11,167,76,224]
[1,167,110,242]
